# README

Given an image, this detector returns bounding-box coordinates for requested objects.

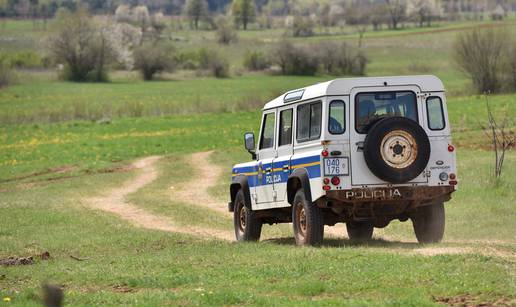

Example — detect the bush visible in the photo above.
[198,48,230,78]
[271,41,318,75]
[243,50,270,71]
[215,16,237,45]
[0,57,13,88]
[318,42,368,76]
[9,51,44,68]
[133,42,176,80]
[271,41,368,76]
[291,14,315,37]
[48,7,115,82]
[453,28,510,93]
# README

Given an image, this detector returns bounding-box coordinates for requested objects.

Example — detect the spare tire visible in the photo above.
[363,117,430,183]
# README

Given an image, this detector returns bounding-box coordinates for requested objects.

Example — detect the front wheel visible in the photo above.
[234,190,262,242]
[346,222,374,242]
[292,189,324,246]
[411,202,445,244]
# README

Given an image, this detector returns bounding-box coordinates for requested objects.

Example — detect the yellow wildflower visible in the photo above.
[3,297,11,302]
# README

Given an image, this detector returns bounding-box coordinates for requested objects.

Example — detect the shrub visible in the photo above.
[9,51,43,68]
[0,57,13,88]
[198,48,230,78]
[453,28,509,93]
[270,41,369,76]
[291,14,315,37]
[215,16,237,45]
[48,7,116,82]
[271,41,318,75]
[243,50,270,71]
[133,42,176,80]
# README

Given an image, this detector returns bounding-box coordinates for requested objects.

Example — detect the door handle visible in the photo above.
[356,141,364,151]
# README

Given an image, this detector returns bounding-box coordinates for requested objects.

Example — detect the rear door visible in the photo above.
[255,111,276,205]
[273,107,294,203]
[349,86,429,186]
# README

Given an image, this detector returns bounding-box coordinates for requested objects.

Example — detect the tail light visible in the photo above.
[448,145,455,152]
[323,178,330,184]
[331,176,340,185]
[323,185,331,191]
[449,173,456,180]
[322,150,329,157]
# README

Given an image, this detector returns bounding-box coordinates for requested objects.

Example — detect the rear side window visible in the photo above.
[329,100,345,134]
[297,101,322,143]
[426,97,445,130]
[259,112,275,149]
[279,109,293,146]
[355,91,417,134]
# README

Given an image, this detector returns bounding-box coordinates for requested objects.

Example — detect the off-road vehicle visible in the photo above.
[229,76,457,245]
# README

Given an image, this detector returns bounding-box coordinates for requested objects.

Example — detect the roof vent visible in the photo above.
[284,89,305,103]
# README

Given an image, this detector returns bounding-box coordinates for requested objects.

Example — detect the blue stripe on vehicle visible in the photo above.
[232,155,321,188]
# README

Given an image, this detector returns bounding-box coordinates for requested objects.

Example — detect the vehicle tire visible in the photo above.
[234,189,262,242]
[346,222,374,242]
[292,189,324,246]
[411,202,445,244]
[363,117,431,183]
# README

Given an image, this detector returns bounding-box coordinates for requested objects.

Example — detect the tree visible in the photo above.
[408,0,439,27]
[231,0,256,30]
[185,0,208,30]
[384,0,406,30]
[48,7,116,82]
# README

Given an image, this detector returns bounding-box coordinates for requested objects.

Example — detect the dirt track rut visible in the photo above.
[87,155,232,241]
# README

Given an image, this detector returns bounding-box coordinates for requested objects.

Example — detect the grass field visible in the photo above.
[1,17,515,306]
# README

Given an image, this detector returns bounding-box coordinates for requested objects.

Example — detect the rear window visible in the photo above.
[355,91,417,134]
[426,96,445,130]
[297,101,321,143]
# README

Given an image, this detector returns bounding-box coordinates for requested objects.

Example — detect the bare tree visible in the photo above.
[345,4,370,48]
[384,0,406,30]
[480,95,515,179]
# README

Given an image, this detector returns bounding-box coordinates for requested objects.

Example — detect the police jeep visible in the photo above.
[229,75,457,246]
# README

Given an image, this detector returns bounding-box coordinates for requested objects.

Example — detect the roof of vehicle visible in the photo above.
[263,75,444,110]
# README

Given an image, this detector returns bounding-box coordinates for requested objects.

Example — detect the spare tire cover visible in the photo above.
[363,117,430,183]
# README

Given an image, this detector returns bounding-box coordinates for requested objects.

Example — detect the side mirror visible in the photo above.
[244,132,257,160]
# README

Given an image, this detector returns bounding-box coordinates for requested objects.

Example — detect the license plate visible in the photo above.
[323,157,349,176]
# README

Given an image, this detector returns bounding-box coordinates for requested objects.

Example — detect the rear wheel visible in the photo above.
[346,222,374,242]
[411,202,445,244]
[234,190,262,241]
[292,189,324,246]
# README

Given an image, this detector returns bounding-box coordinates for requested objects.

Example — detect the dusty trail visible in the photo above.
[173,152,349,238]
[173,151,230,214]
[87,156,232,241]
[85,152,514,259]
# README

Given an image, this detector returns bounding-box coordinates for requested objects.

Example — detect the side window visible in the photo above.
[329,100,345,134]
[297,101,322,143]
[259,112,275,150]
[279,109,293,147]
[426,97,445,130]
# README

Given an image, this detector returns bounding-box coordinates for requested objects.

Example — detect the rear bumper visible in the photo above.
[326,185,455,206]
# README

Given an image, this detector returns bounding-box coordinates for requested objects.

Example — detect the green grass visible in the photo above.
[0,149,514,306]
[1,17,515,306]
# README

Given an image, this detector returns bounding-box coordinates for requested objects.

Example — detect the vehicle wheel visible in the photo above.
[411,202,445,244]
[292,189,324,246]
[346,222,374,242]
[363,117,431,183]
[234,189,262,242]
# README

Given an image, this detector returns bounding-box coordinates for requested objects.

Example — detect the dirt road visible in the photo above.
[86,155,232,241]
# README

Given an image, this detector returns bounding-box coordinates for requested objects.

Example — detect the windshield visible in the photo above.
[355,91,417,133]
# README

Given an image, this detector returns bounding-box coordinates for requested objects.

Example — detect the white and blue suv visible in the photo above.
[229,76,457,246]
